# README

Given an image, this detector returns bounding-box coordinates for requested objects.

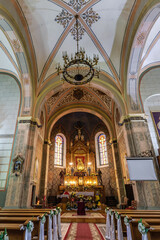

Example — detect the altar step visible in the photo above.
[61,212,106,223]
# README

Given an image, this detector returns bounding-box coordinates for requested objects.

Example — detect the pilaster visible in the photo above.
[111,139,126,203]
[39,140,50,199]
[121,114,160,208]
[5,117,40,208]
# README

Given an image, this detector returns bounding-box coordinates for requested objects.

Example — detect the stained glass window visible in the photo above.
[54,135,64,166]
[98,133,108,165]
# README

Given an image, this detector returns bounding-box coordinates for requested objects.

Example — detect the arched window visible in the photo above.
[54,135,64,166]
[97,133,108,166]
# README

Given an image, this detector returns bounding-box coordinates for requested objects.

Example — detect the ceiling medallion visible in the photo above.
[55,10,73,28]
[56,13,100,85]
[82,8,100,27]
[68,0,90,12]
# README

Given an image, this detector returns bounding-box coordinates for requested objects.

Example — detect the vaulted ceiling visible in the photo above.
[0,0,160,118]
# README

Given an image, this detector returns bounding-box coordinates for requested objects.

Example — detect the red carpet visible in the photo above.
[64,223,105,240]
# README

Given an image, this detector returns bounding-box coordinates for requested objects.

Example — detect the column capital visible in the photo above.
[18,116,42,128]
[119,113,148,125]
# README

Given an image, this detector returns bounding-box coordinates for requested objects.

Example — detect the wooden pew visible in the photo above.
[129,219,160,240]
[109,209,160,240]
[0,208,60,239]
[144,222,160,240]
[0,213,44,239]
[0,223,26,240]
[0,216,40,239]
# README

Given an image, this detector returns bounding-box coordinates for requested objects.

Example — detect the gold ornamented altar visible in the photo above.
[58,128,104,208]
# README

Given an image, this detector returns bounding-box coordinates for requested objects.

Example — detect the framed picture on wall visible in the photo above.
[151,111,160,139]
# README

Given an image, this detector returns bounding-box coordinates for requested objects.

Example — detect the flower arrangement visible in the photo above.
[138,219,149,235]
[41,213,47,224]
[56,207,62,214]
[78,194,84,199]
[53,209,58,215]
[105,207,109,213]
[27,221,34,232]
[109,209,114,215]
[115,212,120,219]
[87,196,92,201]
[49,210,54,218]
[0,229,9,240]
[66,202,71,210]
[124,216,130,226]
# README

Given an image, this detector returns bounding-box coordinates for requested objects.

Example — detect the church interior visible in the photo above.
[0,0,160,239]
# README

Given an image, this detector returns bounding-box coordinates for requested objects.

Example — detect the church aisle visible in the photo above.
[63,223,105,240]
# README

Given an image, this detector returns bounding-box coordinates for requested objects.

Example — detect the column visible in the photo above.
[121,114,160,208]
[111,139,126,203]
[39,140,50,199]
[5,117,40,208]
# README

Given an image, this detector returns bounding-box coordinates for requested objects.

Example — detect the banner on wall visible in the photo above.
[151,111,160,139]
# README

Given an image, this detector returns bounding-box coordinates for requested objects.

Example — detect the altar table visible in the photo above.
[69,192,94,196]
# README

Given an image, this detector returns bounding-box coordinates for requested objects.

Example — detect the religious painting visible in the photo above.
[151,111,160,139]
[76,156,85,171]
[12,154,24,176]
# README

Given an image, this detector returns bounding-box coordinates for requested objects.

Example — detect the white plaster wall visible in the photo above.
[140,68,160,104]
[0,74,20,189]
[140,68,160,156]
[144,95,160,156]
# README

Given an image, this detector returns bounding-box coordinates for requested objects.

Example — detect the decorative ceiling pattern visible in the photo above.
[17,0,135,85]
[46,87,112,116]
[1,0,160,115]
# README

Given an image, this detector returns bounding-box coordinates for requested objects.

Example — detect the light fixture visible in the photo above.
[56,14,100,85]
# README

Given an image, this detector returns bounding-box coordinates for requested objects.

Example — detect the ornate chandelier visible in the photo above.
[56,14,100,85]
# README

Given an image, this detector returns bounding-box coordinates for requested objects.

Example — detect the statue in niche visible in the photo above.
[59,169,66,185]
[13,154,24,176]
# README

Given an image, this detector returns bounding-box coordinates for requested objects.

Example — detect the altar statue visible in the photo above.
[59,169,66,185]
[77,158,85,171]
[98,169,103,185]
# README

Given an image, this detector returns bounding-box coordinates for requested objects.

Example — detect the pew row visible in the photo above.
[0,207,62,240]
[105,208,160,240]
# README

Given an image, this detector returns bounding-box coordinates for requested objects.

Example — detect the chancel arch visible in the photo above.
[46,112,121,204]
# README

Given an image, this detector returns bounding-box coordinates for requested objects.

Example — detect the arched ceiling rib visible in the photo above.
[16,0,135,85]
